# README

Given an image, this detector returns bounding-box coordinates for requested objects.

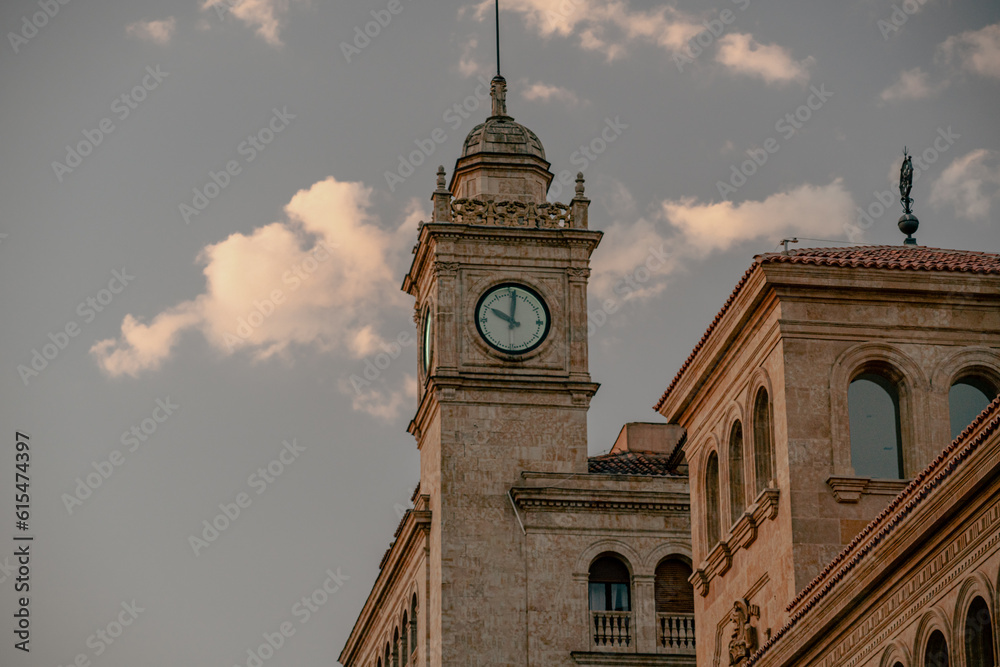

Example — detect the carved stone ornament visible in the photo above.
[433,262,461,277]
[728,598,760,666]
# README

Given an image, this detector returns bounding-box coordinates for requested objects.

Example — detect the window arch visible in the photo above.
[729,422,746,522]
[924,630,949,667]
[849,372,904,479]
[392,628,399,667]
[384,643,391,667]
[950,375,998,440]
[654,558,694,614]
[965,597,996,667]
[753,388,774,493]
[705,452,722,548]
[588,554,631,611]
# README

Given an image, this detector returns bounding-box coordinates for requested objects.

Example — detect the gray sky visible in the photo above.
[1,0,998,665]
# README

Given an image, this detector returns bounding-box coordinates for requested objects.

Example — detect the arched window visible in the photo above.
[950,376,998,440]
[392,628,399,667]
[384,643,391,667]
[705,452,721,548]
[729,422,746,523]
[400,611,409,662]
[409,594,417,655]
[925,630,949,667]
[965,597,996,667]
[654,559,694,614]
[849,373,903,478]
[753,388,774,493]
[588,555,631,611]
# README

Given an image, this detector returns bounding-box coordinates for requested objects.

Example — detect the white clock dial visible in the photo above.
[475,284,550,355]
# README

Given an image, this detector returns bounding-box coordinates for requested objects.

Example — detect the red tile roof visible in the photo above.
[653,246,1000,412]
[747,396,1000,665]
[588,451,678,476]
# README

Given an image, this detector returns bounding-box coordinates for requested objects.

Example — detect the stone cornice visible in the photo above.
[510,485,690,515]
[338,499,431,666]
[690,488,779,596]
[826,476,910,503]
[571,651,696,666]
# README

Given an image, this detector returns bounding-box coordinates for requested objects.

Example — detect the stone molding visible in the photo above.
[691,488,779,596]
[826,476,910,503]
[451,197,575,229]
[510,486,690,515]
[571,652,696,666]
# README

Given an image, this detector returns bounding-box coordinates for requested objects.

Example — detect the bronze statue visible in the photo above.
[899,148,914,215]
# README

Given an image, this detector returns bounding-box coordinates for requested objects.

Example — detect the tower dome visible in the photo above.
[448,75,553,204]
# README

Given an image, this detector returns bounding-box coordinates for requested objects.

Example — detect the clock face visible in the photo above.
[422,308,433,373]
[475,283,550,355]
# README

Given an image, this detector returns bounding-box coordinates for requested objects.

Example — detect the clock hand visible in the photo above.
[491,308,513,323]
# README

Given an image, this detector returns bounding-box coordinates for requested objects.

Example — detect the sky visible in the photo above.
[1,0,998,665]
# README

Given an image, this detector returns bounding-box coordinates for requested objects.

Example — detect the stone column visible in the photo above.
[633,573,657,654]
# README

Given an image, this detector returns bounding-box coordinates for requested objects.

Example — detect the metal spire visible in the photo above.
[495,0,501,76]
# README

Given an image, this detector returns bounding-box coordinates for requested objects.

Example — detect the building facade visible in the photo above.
[339,75,1000,667]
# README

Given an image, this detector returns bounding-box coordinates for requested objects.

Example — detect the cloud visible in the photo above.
[458,35,488,77]
[92,177,417,378]
[471,0,703,61]
[587,180,855,304]
[715,33,814,85]
[879,67,948,103]
[663,179,854,256]
[125,18,177,45]
[344,375,418,421]
[201,0,295,47]
[929,149,1000,220]
[521,80,584,106]
[940,23,1000,79]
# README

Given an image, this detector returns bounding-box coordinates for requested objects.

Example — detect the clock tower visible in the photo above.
[401,75,602,665]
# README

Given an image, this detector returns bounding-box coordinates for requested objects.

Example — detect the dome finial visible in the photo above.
[490,75,507,117]
[898,147,919,246]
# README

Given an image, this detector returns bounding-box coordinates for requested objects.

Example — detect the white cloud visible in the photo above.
[92,177,418,378]
[879,67,947,103]
[521,80,583,106]
[472,0,703,61]
[663,179,854,256]
[201,0,296,47]
[588,180,855,304]
[940,22,1000,79]
[458,35,488,77]
[125,18,177,45]
[929,149,1000,220]
[714,33,814,85]
[344,375,418,421]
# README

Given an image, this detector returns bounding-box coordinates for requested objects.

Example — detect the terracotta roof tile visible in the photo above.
[653,246,1000,412]
[747,396,1000,665]
[588,451,678,476]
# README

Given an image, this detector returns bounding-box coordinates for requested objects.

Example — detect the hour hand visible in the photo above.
[491,308,520,327]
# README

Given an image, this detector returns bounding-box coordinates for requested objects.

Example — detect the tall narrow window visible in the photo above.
[729,422,745,523]
[849,373,904,479]
[588,555,631,611]
[950,376,998,440]
[753,388,774,493]
[925,630,949,667]
[654,559,694,614]
[705,452,721,547]
[965,597,996,667]
[410,595,417,654]
[400,612,408,662]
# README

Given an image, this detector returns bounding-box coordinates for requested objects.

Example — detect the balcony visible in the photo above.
[591,610,633,650]
[656,613,695,654]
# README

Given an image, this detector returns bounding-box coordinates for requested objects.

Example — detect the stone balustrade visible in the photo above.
[657,613,696,653]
